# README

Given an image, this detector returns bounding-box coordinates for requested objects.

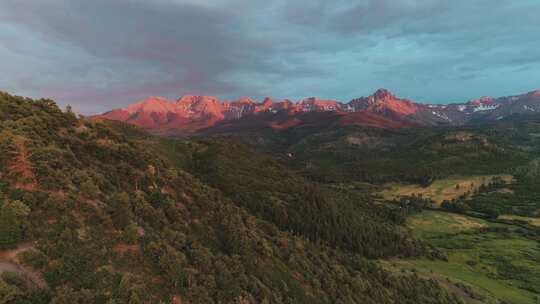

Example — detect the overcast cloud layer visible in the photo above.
[1,0,539,114]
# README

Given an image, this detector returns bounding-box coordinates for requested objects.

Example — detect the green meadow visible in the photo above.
[379,175,514,206]
[386,210,540,304]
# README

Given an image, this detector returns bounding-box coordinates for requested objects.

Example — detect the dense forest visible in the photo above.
[238,119,537,184]
[159,138,433,258]
[0,92,465,303]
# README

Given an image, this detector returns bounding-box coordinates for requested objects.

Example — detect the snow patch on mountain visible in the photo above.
[473,104,499,112]
[431,111,451,121]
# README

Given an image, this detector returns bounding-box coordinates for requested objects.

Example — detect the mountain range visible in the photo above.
[94,89,540,136]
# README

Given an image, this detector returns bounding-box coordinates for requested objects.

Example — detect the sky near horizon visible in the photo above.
[0,0,539,114]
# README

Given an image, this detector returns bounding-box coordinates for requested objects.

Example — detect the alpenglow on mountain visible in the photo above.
[94,89,540,136]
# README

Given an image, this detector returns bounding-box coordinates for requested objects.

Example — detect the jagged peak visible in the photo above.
[125,96,175,114]
[262,97,273,104]
[235,97,256,104]
[299,97,338,104]
[468,96,494,105]
[373,88,396,100]
[527,90,540,97]
[130,96,172,105]
[273,99,293,109]
[177,95,219,105]
[347,89,418,115]
[349,89,401,104]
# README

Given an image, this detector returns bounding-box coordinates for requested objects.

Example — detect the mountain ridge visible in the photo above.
[94,88,540,136]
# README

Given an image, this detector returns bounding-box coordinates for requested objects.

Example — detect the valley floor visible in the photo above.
[379,175,514,206]
[383,210,540,304]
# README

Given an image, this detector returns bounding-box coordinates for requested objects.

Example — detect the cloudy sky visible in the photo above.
[1,0,539,114]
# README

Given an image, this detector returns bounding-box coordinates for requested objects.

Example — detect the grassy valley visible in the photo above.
[235,113,540,303]
[379,175,514,206]
[389,210,540,304]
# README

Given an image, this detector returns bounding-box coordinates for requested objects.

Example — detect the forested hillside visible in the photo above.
[158,138,434,259]
[240,118,538,184]
[0,92,463,303]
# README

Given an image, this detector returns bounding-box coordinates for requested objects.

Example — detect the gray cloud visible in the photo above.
[0,0,539,114]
